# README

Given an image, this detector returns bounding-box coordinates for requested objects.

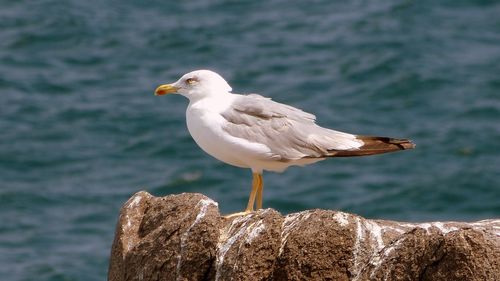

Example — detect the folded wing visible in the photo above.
[221,94,415,161]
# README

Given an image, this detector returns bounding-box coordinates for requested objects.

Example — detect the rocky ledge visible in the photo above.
[108,192,500,281]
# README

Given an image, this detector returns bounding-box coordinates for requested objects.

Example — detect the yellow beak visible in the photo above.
[155,84,179,96]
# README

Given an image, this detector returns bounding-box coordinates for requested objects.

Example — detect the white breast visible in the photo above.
[185,96,269,169]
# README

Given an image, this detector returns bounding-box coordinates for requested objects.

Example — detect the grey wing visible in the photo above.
[220,94,363,161]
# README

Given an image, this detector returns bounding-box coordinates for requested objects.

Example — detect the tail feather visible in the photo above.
[327,136,415,157]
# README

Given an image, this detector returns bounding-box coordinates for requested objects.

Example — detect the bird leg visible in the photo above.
[224,172,262,219]
[245,172,260,212]
[255,173,264,210]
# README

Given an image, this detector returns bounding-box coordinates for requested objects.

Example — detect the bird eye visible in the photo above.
[186,77,198,85]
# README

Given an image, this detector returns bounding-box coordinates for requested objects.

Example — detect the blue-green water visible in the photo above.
[1,0,499,280]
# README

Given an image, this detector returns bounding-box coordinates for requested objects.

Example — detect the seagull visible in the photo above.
[155,70,415,216]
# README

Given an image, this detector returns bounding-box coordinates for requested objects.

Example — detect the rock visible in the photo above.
[108,191,220,281]
[108,192,500,281]
[216,209,282,281]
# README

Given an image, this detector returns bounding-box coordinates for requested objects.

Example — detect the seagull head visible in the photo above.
[155,70,232,100]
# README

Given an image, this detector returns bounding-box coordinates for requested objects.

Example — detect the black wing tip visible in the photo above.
[356,135,416,151]
[385,137,416,150]
[396,140,417,150]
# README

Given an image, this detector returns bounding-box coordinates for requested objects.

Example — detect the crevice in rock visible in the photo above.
[419,237,446,281]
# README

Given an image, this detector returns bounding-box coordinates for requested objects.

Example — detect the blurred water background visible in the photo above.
[1,0,499,280]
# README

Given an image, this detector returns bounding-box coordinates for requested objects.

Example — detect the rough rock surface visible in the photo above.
[108,192,500,281]
[108,191,220,281]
